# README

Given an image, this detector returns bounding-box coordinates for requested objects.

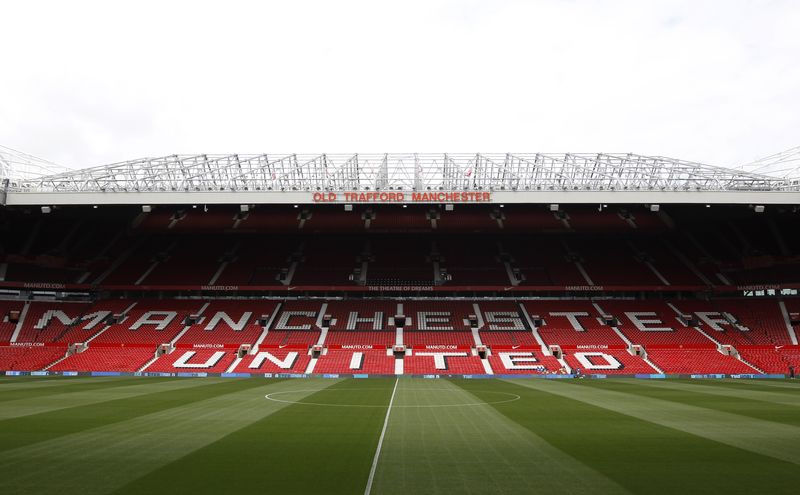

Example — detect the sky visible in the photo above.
[0,0,798,171]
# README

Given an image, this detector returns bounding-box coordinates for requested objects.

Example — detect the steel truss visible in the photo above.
[7,152,800,194]
[0,145,66,184]
[739,146,800,184]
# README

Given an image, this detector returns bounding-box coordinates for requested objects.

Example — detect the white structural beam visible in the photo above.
[4,189,799,206]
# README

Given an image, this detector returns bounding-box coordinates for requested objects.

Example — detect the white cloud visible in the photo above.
[0,0,798,169]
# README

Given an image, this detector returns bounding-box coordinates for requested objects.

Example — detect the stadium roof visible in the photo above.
[2,152,799,206]
[737,146,800,181]
[0,145,67,182]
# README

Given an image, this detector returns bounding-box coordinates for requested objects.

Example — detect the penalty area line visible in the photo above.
[364,377,398,495]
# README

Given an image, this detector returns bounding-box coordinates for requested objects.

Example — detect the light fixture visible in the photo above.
[754,205,765,213]
[41,206,52,214]
[650,204,660,212]
[142,205,152,213]
[549,204,559,212]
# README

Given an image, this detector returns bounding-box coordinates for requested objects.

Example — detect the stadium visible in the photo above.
[0,149,799,493]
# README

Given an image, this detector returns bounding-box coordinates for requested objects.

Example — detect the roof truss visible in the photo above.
[10,152,796,194]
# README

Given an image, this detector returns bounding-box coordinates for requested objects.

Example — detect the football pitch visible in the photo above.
[1,376,799,494]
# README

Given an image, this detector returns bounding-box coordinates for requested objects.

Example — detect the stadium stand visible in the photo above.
[260,301,324,348]
[568,237,662,286]
[0,300,25,342]
[0,345,67,371]
[403,350,485,374]
[667,299,793,346]
[291,238,364,285]
[212,236,296,286]
[645,348,760,375]
[401,301,477,348]
[436,238,510,284]
[369,206,432,231]
[476,300,539,348]
[90,300,206,344]
[172,300,278,346]
[314,348,395,374]
[505,237,588,285]
[1,294,799,374]
[141,237,232,285]
[232,348,312,374]
[323,300,398,345]
[12,300,133,344]
[736,347,788,374]
[50,345,154,373]
[488,349,562,374]
[365,237,434,286]
[561,349,659,375]
[526,300,630,347]
[597,300,715,346]
[144,348,237,373]
[1,197,799,375]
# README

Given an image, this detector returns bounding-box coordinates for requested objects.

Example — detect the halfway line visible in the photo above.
[364,377,399,495]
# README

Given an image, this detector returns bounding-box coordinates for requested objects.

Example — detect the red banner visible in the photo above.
[326,344,381,350]
[257,344,310,350]
[3,342,68,348]
[88,342,155,348]
[737,344,800,350]
[312,191,493,203]
[645,343,718,350]
[417,344,472,350]
[0,280,796,294]
[486,345,540,351]
[173,343,240,349]
[558,344,628,350]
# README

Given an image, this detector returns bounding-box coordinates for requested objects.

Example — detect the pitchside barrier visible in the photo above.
[2,370,789,379]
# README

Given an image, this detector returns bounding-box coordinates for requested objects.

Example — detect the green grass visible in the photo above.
[1,377,799,494]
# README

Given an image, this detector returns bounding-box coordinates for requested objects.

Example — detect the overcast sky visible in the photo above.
[1,0,798,170]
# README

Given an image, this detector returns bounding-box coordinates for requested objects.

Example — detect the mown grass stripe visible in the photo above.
[0,378,340,495]
[574,379,800,428]
[702,378,800,392]
[482,379,800,494]
[0,378,60,386]
[0,377,277,453]
[639,379,800,404]
[110,378,394,495]
[509,379,800,466]
[0,376,149,402]
[0,377,218,420]
[372,378,629,495]
[0,376,113,387]
[605,379,800,426]
[0,376,132,391]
